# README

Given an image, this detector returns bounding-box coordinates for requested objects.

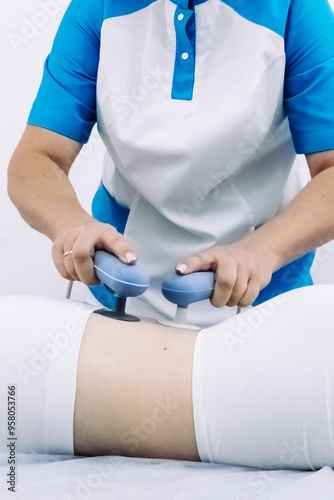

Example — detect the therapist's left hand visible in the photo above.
[175,239,278,308]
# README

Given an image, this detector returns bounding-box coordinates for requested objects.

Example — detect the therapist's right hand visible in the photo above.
[51,219,137,285]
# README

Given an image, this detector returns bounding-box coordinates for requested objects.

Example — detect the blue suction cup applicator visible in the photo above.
[93,251,150,322]
[160,271,215,329]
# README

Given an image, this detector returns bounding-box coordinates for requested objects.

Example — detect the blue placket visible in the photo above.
[171,1,197,100]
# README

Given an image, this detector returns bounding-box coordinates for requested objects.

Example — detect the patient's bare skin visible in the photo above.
[74,313,200,461]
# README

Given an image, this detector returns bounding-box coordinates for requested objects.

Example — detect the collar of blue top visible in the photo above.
[171,0,209,7]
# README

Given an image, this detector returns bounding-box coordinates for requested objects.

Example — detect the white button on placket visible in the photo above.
[178,13,184,21]
[181,52,189,60]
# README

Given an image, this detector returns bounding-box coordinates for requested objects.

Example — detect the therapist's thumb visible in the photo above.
[119,251,137,265]
[101,227,137,265]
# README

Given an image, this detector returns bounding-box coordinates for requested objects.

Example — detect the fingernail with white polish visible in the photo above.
[125,252,137,264]
[176,263,188,274]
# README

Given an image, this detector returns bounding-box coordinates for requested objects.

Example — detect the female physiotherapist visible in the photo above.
[7,0,334,327]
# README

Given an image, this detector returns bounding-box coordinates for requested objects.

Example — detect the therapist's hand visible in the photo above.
[52,219,137,285]
[175,239,278,308]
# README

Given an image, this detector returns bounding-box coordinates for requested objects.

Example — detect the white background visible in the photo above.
[1,0,334,303]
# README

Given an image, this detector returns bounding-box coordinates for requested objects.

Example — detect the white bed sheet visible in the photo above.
[1,453,333,499]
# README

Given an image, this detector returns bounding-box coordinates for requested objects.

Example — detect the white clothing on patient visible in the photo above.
[193,285,334,469]
[0,295,97,454]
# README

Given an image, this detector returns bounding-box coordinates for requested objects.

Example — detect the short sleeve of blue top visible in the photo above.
[27,0,334,306]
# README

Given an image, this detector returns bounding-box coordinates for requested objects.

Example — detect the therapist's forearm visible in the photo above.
[177,164,334,308]
[7,149,93,242]
[248,165,334,270]
[8,143,137,285]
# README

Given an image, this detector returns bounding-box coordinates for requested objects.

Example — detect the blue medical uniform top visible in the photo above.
[27,0,334,326]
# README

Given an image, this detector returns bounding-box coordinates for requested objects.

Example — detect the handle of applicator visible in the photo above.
[161,271,215,307]
[94,251,150,298]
